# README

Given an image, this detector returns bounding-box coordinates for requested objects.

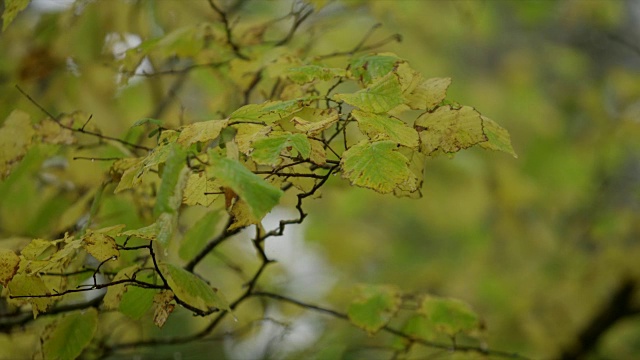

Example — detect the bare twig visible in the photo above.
[253,291,530,360]
[15,85,151,151]
[207,0,249,60]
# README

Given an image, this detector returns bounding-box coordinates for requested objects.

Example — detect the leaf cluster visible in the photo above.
[0,1,519,359]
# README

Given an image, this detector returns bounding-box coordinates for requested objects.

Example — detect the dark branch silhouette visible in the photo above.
[559,277,640,359]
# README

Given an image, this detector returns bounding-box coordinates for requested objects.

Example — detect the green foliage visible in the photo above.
[0,1,528,359]
[160,263,231,314]
[0,110,35,179]
[419,296,480,336]
[1,0,29,32]
[334,72,405,113]
[207,150,284,220]
[40,308,98,360]
[340,140,418,194]
[347,284,401,334]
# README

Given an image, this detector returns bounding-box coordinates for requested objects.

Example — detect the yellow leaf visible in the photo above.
[82,232,120,262]
[109,157,142,184]
[34,118,76,145]
[153,290,175,328]
[406,77,451,111]
[233,123,270,155]
[309,139,327,166]
[0,248,20,286]
[290,108,339,137]
[0,110,34,180]
[228,199,260,230]
[414,105,487,155]
[103,265,139,310]
[8,274,56,317]
[20,239,57,260]
[177,119,229,147]
[183,172,221,207]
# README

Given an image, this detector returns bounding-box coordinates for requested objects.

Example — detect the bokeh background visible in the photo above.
[1,0,639,359]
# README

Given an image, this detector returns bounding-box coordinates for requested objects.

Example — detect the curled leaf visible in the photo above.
[415,105,487,155]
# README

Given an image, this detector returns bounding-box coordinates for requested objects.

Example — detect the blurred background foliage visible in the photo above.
[1,0,640,359]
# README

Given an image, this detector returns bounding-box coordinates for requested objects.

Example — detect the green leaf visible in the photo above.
[286,65,346,84]
[41,308,98,360]
[119,223,158,241]
[251,132,312,166]
[120,286,156,320]
[160,263,231,314]
[207,150,283,220]
[151,143,189,248]
[404,313,436,338]
[230,99,306,123]
[420,296,480,336]
[350,53,402,85]
[0,110,34,180]
[113,137,178,194]
[179,209,226,261]
[2,0,30,32]
[347,284,401,334]
[351,109,419,148]
[131,118,163,127]
[154,143,189,216]
[340,140,418,194]
[156,212,177,248]
[0,248,20,286]
[414,105,487,155]
[177,119,229,147]
[334,72,404,113]
[478,116,518,157]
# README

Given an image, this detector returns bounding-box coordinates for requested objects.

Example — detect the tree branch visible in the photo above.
[252,291,530,359]
[559,277,640,359]
[15,85,151,151]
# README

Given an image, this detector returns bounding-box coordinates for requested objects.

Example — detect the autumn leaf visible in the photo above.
[153,290,175,328]
[82,232,119,262]
[340,140,418,194]
[207,150,283,220]
[414,105,487,155]
[0,110,34,180]
[334,72,404,114]
[7,274,56,317]
[0,248,20,286]
[351,109,419,148]
[160,263,231,314]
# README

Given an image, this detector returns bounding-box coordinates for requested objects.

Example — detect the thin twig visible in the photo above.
[253,291,530,360]
[207,0,249,60]
[15,85,151,151]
